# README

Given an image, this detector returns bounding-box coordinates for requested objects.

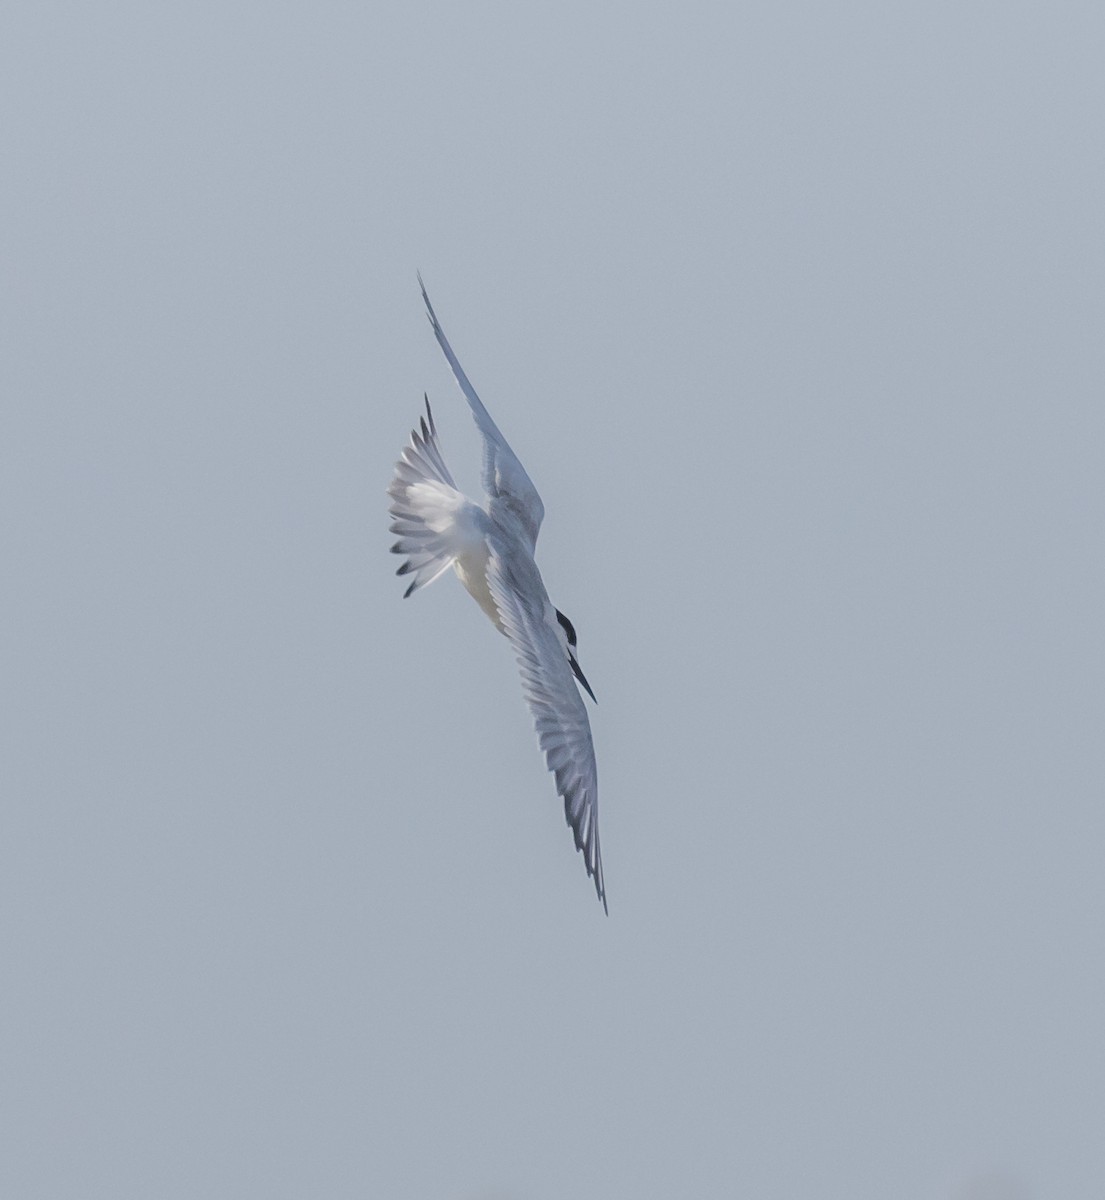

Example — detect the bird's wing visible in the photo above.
[419,275,545,549]
[485,538,606,912]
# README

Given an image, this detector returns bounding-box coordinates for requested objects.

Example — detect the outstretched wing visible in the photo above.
[418,275,545,549]
[485,539,606,913]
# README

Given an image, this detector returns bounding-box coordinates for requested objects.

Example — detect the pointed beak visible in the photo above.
[570,654,597,703]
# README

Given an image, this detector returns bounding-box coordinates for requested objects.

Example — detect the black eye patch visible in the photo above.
[554,608,578,648]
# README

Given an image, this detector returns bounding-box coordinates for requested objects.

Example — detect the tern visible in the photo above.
[388,278,606,912]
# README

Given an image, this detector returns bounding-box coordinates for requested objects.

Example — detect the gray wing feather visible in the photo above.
[418,275,545,549]
[485,542,606,912]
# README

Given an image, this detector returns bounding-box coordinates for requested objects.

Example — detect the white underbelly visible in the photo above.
[454,542,504,632]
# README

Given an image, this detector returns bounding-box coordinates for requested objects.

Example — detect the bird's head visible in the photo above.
[555,608,597,703]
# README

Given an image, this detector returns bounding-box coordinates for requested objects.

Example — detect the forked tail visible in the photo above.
[387,397,466,598]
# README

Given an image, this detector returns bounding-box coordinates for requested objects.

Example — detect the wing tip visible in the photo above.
[591,849,608,915]
[416,271,439,330]
[569,806,607,914]
[592,846,608,915]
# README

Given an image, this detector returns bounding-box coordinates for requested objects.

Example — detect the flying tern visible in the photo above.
[388,278,606,912]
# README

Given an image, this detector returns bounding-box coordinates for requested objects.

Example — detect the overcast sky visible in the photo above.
[2,3,1103,1198]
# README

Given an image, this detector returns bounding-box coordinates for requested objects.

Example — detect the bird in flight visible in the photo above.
[388,277,606,912]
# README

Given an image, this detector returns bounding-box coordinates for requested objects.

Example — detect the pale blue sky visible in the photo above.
[2,4,1103,1198]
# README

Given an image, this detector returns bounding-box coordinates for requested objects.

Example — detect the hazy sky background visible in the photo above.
[2,3,1103,1198]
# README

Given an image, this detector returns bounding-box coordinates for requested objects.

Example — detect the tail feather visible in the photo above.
[388,396,465,598]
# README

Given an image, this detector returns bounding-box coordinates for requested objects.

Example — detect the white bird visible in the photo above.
[388,277,606,912]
